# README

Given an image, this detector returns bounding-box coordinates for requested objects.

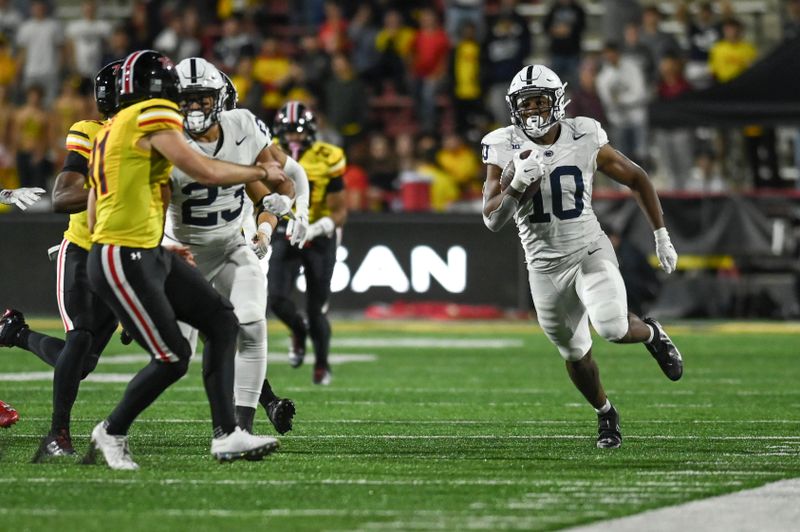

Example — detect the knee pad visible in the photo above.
[66,328,93,352]
[164,355,190,377]
[81,353,100,379]
[64,329,95,378]
[594,316,629,342]
[238,320,266,357]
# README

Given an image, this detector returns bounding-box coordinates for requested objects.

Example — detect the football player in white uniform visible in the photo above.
[481,65,683,449]
[164,58,310,435]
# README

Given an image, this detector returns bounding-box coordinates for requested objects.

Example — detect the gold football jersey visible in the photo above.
[296,141,346,223]
[62,119,105,251]
[89,99,183,248]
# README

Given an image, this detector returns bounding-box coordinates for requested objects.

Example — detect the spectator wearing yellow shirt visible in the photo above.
[0,36,15,90]
[252,37,292,117]
[708,18,756,83]
[415,134,459,212]
[437,132,481,198]
[709,18,780,188]
[449,21,483,135]
[231,56,254,109]
[10,85,51,192]
[373,9,416,94]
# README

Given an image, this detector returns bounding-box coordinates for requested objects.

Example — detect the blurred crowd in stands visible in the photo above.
[0,0,799,214]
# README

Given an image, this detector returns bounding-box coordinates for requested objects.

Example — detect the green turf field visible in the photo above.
[1,319,799,531]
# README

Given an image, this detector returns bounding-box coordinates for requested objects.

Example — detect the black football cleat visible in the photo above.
[597,405,622,449]
[33,429,76,462]
[266,398,296,435]
[643,317,683,381]
[0,308,28,348]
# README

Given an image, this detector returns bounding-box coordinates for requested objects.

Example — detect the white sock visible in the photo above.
[595,399,612,415]
[645,324,655,344]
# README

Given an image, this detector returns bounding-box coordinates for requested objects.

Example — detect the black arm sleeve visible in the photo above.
[61,151,89,176]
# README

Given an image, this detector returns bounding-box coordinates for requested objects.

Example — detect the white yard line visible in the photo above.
[564,478,800,532]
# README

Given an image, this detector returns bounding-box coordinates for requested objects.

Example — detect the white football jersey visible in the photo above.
[481,117,607,270]
[165,108,271,251]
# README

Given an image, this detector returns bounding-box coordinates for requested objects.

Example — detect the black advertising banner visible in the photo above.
[1,193,798,316]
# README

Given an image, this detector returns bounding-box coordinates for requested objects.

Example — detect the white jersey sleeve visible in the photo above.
[480,125,528,170]
[165,109,271,251]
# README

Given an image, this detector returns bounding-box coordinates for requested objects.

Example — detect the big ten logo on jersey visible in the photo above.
[257,245,468,295]
[181,182,244,226]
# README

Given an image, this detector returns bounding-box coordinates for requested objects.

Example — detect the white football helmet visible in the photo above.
[175,57,227,135]
[506,65,570,139]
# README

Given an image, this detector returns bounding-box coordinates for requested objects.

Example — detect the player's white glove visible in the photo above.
[509,150,545,194]
[262,193,294,219]
[0,187,46,210]
[289,212,309,247]
[251,222,273,259]
[654,227,678,274]
[299,217,336,247]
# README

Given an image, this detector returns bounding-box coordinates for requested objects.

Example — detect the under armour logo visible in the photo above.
[130,251,142,261]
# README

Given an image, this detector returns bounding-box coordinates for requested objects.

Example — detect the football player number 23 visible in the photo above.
[181,182,244,226]
[528,165,584,223]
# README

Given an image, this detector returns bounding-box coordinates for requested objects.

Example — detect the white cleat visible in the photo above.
[211,426,280,462]
[86,421,139,470]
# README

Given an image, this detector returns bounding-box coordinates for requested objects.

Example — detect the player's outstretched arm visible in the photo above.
[597,144,678,273]
[52,171,89,213]
[147,129,270,186]
[596,144,665,230]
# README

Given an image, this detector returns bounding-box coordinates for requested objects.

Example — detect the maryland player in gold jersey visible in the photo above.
[269,101,348,386]
[84,50,281,470]
[0,61,122,458]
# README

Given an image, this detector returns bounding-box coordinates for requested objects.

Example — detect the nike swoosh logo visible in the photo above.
[235,136,247,145]
[573,133,586,141]
[588,248,601,255]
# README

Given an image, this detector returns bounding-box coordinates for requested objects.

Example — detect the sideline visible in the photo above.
[564,478,800,532]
